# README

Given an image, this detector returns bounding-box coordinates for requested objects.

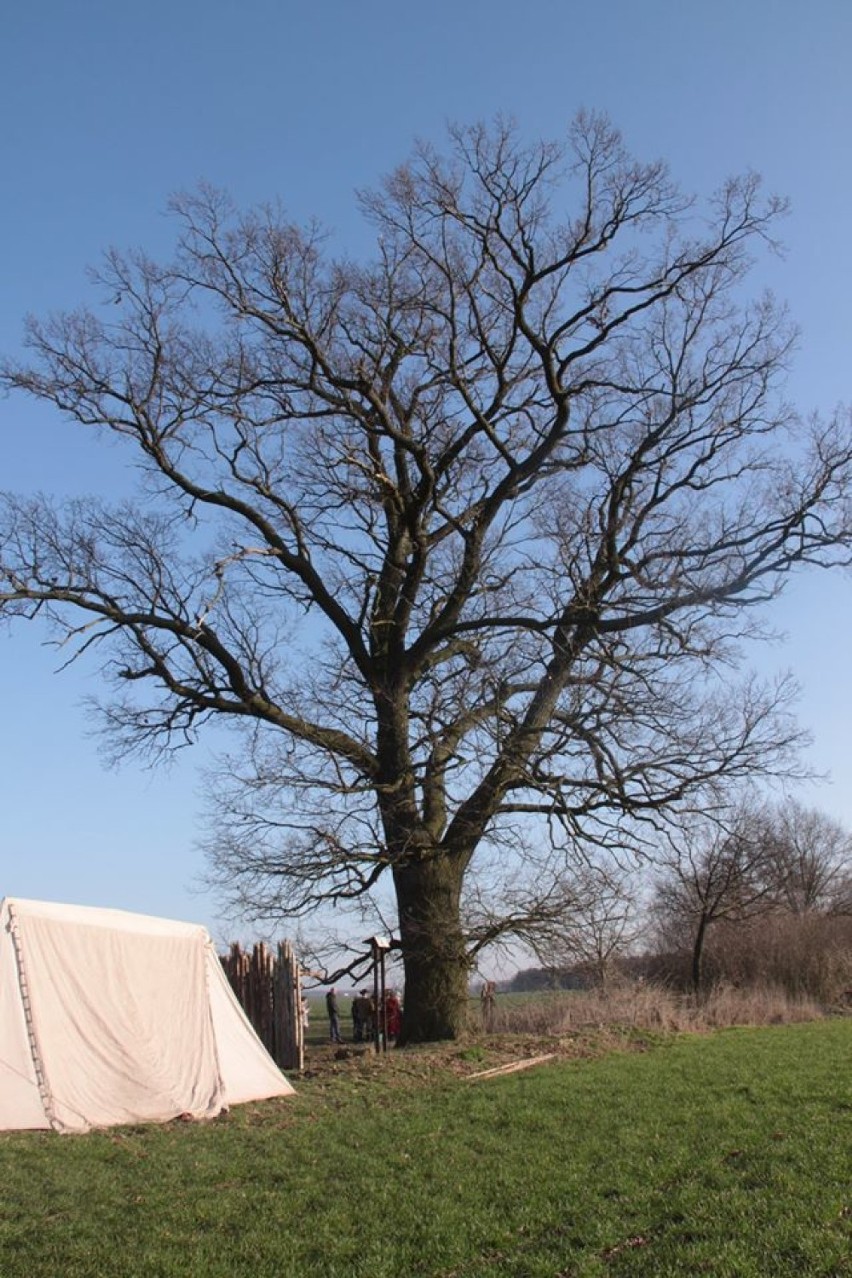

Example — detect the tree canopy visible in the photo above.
[3,114,851,1040]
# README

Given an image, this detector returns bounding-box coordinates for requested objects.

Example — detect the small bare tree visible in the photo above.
[3,114,852,1040]
[526,862,640,989]
[764,799,852,915]
[653,807,779,994]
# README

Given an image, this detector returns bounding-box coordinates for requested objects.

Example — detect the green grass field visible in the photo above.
[1,1021,850,1276]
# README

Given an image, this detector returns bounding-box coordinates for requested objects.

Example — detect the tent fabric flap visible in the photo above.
[205,944,296,1105]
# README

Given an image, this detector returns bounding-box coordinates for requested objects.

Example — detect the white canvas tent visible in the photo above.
[0,897,294,1132]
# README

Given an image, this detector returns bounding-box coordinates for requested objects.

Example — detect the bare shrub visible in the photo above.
[705,914,852,1001]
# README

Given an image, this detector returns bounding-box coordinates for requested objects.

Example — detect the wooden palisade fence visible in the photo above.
[220,940,304,1072]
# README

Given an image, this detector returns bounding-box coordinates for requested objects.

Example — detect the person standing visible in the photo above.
[326,987,343,1044]
[385,989,402,1041]
[352,989,374,1042]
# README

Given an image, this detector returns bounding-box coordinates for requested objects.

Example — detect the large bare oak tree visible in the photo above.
[3,115,852,1039]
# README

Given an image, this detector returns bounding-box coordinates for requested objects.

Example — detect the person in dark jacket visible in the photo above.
[352,989,374,1042]
[326,987,344,1043]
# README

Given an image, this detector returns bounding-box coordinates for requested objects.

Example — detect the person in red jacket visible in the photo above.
[385,989,402,1040]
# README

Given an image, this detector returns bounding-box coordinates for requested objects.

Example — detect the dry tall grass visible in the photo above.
[488,981,830,1038]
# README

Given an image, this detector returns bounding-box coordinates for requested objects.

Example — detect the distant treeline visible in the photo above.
[505,955,652,994]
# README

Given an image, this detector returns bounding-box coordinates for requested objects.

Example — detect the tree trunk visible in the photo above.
[393,855,471,1043]
[691,914,709,995]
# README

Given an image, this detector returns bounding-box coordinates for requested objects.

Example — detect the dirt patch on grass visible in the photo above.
[294,1025,656,1097]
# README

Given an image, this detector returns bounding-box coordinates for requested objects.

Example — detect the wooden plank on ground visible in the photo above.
[467,1053,556,1081]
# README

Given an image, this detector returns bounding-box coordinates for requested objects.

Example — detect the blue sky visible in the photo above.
[1,1,851,946]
